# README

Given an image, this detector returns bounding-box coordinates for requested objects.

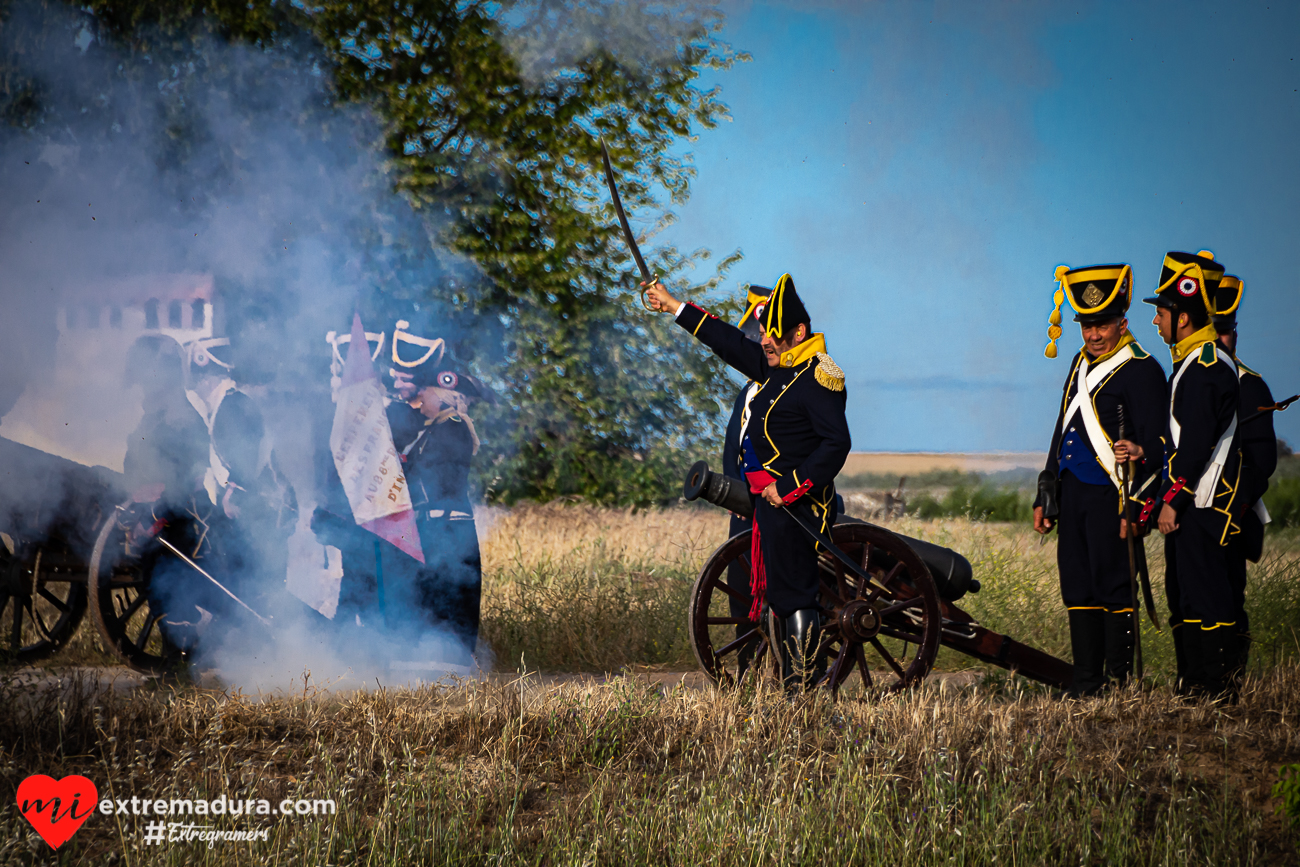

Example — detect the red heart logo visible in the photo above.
[16,775,98,850]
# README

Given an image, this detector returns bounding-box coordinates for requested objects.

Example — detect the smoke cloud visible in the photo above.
[0,1,484,691]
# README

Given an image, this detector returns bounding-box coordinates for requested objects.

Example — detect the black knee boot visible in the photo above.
[1171,619,1189,694]
[1103,610,1135,687]
[1199,626,1241,702]
[1066,609,1106,697]
[782,608,826,693]
[1237,611,1251,676]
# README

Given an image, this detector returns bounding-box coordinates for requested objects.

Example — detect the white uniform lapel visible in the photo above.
[1169,344,1238,508]
[1059,346,1133,491]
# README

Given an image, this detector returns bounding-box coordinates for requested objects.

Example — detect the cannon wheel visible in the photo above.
[688,522,943,697]
[0,532,89,664]
[88,504,186,674]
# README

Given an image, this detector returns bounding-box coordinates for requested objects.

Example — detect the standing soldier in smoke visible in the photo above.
[1139,251,1244,700]
[1210,275,1278,678]
[643,275,851,692]
[387,330,489,663]
[318,316,487,665]
[1034,263,1167,696]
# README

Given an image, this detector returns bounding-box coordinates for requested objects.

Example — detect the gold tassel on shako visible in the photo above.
[1044,265,1067,358]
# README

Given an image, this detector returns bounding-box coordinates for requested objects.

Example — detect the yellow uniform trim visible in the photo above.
[1170,324,1219,364]
[691,314,708,337]
[780,332,827,368]
[763,274,797,338]
[1216,276,1243,316]
[1062,264,1132,315]
[1155,255,1222,315]
[761,364,812,471]
[736,288,769,328]
[1066,606,1107,611]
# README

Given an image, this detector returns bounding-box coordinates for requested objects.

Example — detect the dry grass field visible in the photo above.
[6,505,1300,864]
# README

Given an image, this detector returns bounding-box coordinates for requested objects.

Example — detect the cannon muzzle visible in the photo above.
[683,460,753,518]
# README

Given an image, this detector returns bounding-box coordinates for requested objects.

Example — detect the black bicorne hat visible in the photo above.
[1143,250,1224,317]
[761,273,810,339]
[387,316,493,402]
[1043,263,1132,358]
[736,285,773,341]
[1212,275,1243,330]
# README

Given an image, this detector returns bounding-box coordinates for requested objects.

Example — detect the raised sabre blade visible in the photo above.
[599,138,656,309]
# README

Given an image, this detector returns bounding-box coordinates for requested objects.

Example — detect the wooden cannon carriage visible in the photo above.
[682,461,1072,695]
[0,436,125,664]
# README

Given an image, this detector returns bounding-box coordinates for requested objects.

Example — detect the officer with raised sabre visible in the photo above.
[1034,263,1168,696]
[643,275,851,691]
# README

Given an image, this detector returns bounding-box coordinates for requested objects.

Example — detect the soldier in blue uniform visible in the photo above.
[722,284,774,678]
[1211,275,1277,677]
[644,274,851,691]
[1033,263,1168,696]
[1138,251,1243,700]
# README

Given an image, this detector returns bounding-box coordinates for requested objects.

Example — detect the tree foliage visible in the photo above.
[3,0,749,505]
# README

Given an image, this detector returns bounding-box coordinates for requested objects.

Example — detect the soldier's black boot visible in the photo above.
[1103,610,1135,689]
[1065,609,1106,698]
[1201,627,1241,703]
[1237,612,1252,677]
[1171,619,1189,694]
[782,608,826,693]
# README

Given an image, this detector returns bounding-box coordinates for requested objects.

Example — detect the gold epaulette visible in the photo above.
[814,352,845,392]
[1198,342,1219,367]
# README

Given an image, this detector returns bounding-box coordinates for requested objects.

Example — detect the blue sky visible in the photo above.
[659,0,1300,452]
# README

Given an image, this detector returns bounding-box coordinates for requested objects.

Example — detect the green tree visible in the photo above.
[5,0,748,505]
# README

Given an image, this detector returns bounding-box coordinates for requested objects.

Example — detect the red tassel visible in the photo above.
[749,522,766,622]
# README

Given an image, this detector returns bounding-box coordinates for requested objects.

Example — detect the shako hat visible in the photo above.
[760,273,810,339]
[1212,274,1243,331]
[1142,250,1224,318]
[736,284,773,341]
[1043,263,1133,359]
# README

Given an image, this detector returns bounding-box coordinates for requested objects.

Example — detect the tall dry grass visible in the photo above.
[4,663,1300,864]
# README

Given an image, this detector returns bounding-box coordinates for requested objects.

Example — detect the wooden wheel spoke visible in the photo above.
[114,590,148,626]
[705,616,752,626]
[854,644,874,689]
[826,639,853,690]
[868,561,906,602]
[710,577,749,603]
[714,628,763,658]
[29,607,52,640]
[870,638,907,680]
[37,586,71,612]
[133,613,162,653]
[878,624,925,644]
[11,596,25,647]
[877,596,924,617]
